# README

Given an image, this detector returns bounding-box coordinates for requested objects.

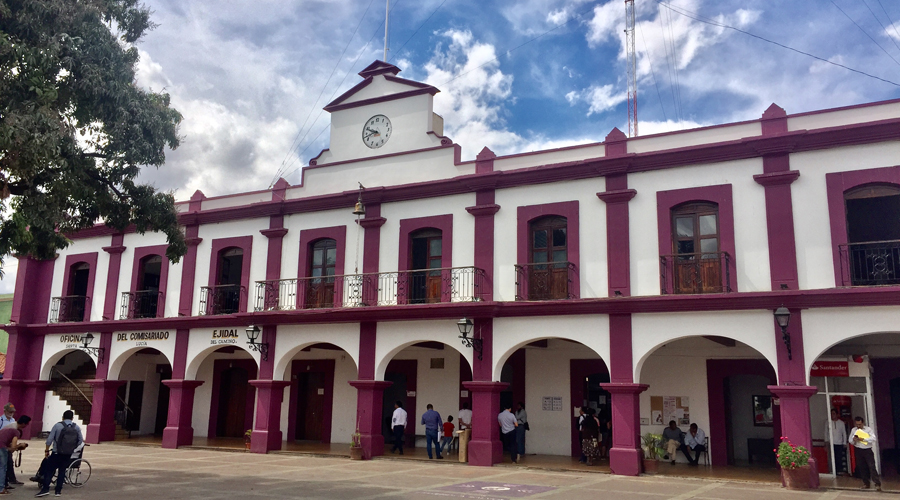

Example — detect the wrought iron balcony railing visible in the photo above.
[199,284,246,315]
[660,251,732,294]
[838,240,900,286]
[254,266,486,311]
[119,290,164,319]
[49,295,90,323]
[514,262,577,301]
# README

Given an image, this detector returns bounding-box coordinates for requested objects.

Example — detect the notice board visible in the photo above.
[650,396,690,426]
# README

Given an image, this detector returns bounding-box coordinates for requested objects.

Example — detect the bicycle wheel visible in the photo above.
[65,459,91,487]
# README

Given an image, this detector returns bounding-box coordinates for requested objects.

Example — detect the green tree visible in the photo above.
[0,0,186,271]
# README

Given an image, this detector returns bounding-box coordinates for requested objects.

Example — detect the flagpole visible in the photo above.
[384,0,390,61]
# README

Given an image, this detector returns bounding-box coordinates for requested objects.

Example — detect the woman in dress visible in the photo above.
[581,409,601,465]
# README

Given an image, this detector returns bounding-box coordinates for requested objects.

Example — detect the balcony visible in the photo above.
[839,240,900,286]
[49,295,89,323]
[254,266,486,311]
[660,251,732,294]
[199,284,246,315]
[119,290,164,319]
[514,262,577,301]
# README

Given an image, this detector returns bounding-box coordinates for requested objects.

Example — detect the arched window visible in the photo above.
[63,262,90,322]
[215,247,243,314]
[671,202,721,293]
[843,184,900,285]
[409,228,442,303]
[528,216,568,300]
[306,239,337,308]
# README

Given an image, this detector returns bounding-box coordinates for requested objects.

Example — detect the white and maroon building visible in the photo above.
[4,61,900,484]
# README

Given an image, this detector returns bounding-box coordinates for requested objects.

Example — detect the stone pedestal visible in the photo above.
[161,380,204,449]
[249,380,291,453]
[349,380,392,459]
[85,379,127,444]
[600,383,649,476]
[463,381,508,466]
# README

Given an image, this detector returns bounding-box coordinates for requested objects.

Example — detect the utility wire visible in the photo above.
[269,0,379,187]
[658,1,900,87]
[389,0,449,62]
[830,0,900,67]
[863,0,900,56]
[658,4,681,124]
[638,20,668,123]
[875,0,900,45]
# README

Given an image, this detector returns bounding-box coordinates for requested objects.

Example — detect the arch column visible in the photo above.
[250,325,286,453]
[162,328,203,449]
[349,380,391,459]
[602,313,647,476]
[85,379,126,443]
[463,381,507,466]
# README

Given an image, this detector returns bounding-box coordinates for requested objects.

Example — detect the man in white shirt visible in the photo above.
[826,409,847,474]
[498,405,518,464]
[683,423,706,466]
[458,403,473,456]
[389,401,408,455]
[849,416,881,491]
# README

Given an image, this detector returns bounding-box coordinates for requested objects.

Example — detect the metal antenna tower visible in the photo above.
[625,0,638,137]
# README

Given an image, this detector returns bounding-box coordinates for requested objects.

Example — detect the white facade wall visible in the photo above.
[281,207,360,280]
[42,392,88,432]
[627,122,761,154]
[789,141,900,290]
[802,307,900,382]
[117,351,168,435]
[788,101,900,132]
[493,179,608,302]
[391,346,464,436]
[492,144,605,171]
[628,158,771,296]
[374,320,473,381]
[47,237,109,323]
[272,323,360,381]
[191,349,257,437]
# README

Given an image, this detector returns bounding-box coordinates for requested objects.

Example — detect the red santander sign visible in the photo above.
[810,361,849,377]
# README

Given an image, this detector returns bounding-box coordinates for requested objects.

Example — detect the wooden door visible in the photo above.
[307,239,336,308]
[529,216,568,300]
[217,366,249,437]
[296,372,325,441]
[410,230,442,304]
[672,204,720,293]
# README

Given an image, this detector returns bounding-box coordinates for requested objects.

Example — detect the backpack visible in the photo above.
[56,422,80,455]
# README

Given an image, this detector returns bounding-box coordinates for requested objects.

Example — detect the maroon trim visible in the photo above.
[207,358,258,439]
[207,236,253,313]
[609,314,633,384]
[10,257,55,326]
[775,308,807,384]
[258,325,277,380]
[178,226,202,317]
[398,214,453,303]
[570,359,610,456]
[826,165,900,286]
[761,103,788,136]
[754,157,800,290]
[297,225,347,307]
[61,252,99,322]
[358,322,377,380]
[598,174,636,297]
[475,147,496,174]
[516,201,581,298]
[261,227,288,283]
[656,184,738,293]
[307,143,457,171]
[604,128,628,157]
[385,359,417,445]
[467,191,500,302]
[272,178,290,201]
[871,358,900,450]
[324,87,439,113]
[172,328,190,379]
[101,234,126,320]
[706,359,777,467]
[358,60,402,78]
[129,245,171,318]
[286,359,335,443]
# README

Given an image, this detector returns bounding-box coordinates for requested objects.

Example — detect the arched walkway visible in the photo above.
[188,345,259,440]
[110,347,173,438]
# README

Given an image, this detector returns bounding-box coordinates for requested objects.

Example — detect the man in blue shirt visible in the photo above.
[37,410,84,497]
[421,404,443,459]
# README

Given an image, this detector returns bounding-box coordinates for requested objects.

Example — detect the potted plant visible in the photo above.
[641,433,665,473]
[777,437,812,490]
[350,427,364,460]
[244,429,252,451]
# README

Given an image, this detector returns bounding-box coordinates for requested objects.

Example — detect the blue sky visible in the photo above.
[2,0,900,292]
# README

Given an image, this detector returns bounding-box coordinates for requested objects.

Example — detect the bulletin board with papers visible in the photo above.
[650,396,690,426]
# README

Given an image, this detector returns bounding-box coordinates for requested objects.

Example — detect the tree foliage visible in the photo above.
[0,0,186,271]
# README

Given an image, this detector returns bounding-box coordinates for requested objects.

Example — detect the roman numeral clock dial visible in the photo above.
[362,114,392,149]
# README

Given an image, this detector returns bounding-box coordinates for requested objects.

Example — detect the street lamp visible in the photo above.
[245,325,269,361]
[774,306,792,360]
[80,333,105,364]
[457,318,483,360]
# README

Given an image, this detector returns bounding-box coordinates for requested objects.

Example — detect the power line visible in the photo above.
[269,0,379,187]
[389,0,449,62]
[657,1,900,87]
[863,0,900,56]
[658,4,682,124]
[830,0,900,67]
[638,20,668,122]
[875,0,900,45]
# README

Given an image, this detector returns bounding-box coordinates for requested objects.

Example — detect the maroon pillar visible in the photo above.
[161,380,204,448]
[358,203,386,305]
[178,192,204,317]
[348,380,391,459]
[101,234,126,320]
[84,379,126,443]
[597,173,636,297]
[466,148,500,302]
[463,381,508,466]
[250,380,291,453]
[602,313,647,476]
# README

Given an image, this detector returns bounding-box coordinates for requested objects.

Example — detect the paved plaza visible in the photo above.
[4,443,891,499]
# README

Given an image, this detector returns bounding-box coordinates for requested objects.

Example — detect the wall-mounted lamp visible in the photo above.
[81,333,105,364]
[773,306,792,360]
[245,325,269,361]
[457,318,483,360]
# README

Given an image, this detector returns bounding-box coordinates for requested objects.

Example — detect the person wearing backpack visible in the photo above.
[36,410,83,498]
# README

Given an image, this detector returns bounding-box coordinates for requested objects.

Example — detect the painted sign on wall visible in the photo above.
[810,361,849,377]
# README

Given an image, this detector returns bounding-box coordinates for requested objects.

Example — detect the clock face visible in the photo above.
[362,115,392,149]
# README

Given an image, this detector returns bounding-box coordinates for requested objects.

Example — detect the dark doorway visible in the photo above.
[215,248,244,314]
[295,371,325,441]
[409,229,442,304]
[155,364,172,435]
[114,381,144,432]
[844,185,900,285]
[135,255,162,318]
[382,359,417,446]
[382,372,407,439]
[216,366,250,438]
[570,359,610,457]
[891,378,900,455]
[65,263,91,321]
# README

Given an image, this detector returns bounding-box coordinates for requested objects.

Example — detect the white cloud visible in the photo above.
[566,84,627,116]
[0,257,17,294]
